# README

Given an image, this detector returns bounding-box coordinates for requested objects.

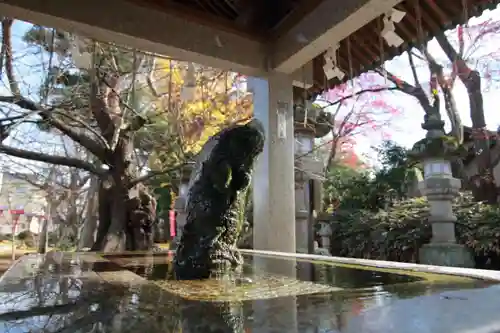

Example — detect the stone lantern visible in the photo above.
[317,221,332,255]
[293,101,330,254]
[409,107,474,267]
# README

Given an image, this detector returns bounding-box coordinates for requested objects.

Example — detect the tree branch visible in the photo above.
[145,57,166,98]
[9,169,75,209]
[10,166,90,195]
[0,96,107,160]
[407,51,422,89]
[0,21,6,81]
[0,23,108,160]
[374,68,433,114]
[2,19,20,96]
[316,86,399,109]
[0,144,104,176]
[53,109,110,150]
[128,162,193,188]
[89,44,114,138]
[9,170,52,192]
[374,68,416,95]
[435,29,488,174]
[109,50,137,152]
[435,31,461,69]
[435,30,486,129]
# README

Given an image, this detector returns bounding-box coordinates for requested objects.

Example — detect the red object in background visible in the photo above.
[10,210,24,226]
[9,209,24,215]
[169,210,176,237]
[7,209,24,233]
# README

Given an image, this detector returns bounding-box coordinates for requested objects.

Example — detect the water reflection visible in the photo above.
[0,253,161,333]
[0,252,496,333]
[0,253,248,333]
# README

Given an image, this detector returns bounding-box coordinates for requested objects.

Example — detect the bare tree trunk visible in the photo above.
[92,176,156,252]
[39,196,55,253]
[37,216,49,254]
[325,137,339,175]
[92,182,113,251]
[91,136,133,252]
[89,62,150,252]
[10,227,15,261]
[435,31,495,202]
[66,171,79,240]
[79,176,99,249]
[101,182,129,252]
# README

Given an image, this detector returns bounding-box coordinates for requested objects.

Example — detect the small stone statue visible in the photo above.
[174,119,265,280]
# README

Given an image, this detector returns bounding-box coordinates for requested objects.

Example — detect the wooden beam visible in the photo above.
[127,0,261,41]
[0,0,267,75]
[271,0,404,73]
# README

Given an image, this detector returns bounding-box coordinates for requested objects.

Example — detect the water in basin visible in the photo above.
[0,251,499,333]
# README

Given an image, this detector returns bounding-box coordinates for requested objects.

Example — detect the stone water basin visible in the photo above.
[0,250,499,332]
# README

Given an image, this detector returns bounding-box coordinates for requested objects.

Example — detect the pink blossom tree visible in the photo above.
[314,72,401,172]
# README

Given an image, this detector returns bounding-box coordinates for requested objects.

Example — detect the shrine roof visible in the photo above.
[309,0,500,96]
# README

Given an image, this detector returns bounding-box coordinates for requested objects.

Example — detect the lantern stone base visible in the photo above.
[419,243,475,268]
[295,210,311,254]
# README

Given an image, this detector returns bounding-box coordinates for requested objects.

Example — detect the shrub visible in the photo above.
[17,231,36,248]
[325,192,500,267]
[0,234,11,242]
[48,232,59,246]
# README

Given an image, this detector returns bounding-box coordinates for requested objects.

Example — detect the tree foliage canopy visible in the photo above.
[323,141,421,212]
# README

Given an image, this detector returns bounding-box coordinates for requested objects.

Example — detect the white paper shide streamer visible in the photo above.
[381,8,406,47]
[322,44,344,81]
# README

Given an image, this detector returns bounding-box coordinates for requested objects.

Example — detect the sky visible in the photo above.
[2,7,500,171]
[0,21,82,173]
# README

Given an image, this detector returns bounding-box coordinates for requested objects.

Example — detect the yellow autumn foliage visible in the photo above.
[143,58,252,169]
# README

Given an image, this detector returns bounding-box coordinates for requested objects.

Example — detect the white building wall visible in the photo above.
[0,173,48,235]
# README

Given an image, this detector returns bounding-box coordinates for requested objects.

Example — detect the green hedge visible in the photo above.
[327,193,500,266]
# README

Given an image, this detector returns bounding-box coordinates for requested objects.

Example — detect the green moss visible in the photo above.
[154,274,338,301]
